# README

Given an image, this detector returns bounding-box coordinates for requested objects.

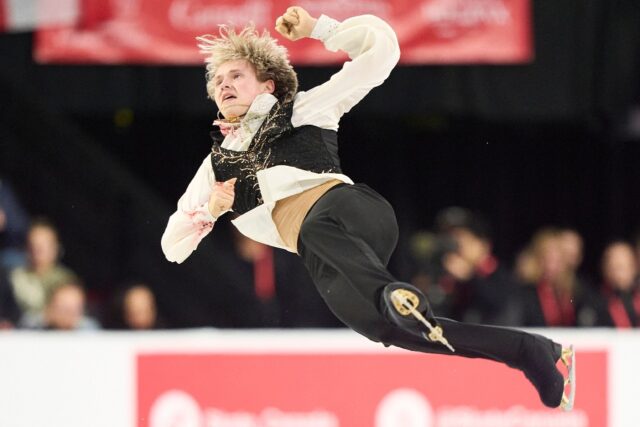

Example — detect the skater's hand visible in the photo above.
[275,6,317,41]
[208,178,237,218]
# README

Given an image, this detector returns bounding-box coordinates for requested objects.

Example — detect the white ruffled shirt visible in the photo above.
[161,14,400,263]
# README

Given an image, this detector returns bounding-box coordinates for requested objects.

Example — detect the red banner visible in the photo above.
[0,0,6,32]
[35,0,532,65]
[138,350,605,427]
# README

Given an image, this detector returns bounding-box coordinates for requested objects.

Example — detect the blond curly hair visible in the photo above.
[197,25,298,102]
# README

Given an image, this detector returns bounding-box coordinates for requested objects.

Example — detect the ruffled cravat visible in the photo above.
[212,119,241,137]
[213,94,279,148]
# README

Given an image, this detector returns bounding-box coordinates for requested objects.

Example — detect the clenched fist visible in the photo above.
[208,177,237,218]
[275,6,317,41]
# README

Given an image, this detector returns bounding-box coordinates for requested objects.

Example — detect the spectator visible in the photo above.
[107,282,165,330]
[407,230,457,318]
[596,241,640,327]
[0,178,29,271]
[558,227,594,290]
[432,207,521,325]
[634,231,640,278]
[227,222,341,328]
[558,228,584,274]
[0,265,20,329]
[516,228,595,327]
[514,247,538,285]
[21,282,100,330]
[9,218,78,320]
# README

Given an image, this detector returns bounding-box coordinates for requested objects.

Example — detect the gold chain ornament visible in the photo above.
[390,289,455,353]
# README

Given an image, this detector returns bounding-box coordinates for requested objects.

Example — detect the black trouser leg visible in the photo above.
[297,184,565,407]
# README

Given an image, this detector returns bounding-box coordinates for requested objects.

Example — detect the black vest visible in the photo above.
[210,101,342,214]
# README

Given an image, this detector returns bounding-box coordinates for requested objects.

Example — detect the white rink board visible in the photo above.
[0,328,636,427]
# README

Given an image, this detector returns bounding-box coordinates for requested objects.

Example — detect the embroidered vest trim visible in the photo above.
[210,101,341,214]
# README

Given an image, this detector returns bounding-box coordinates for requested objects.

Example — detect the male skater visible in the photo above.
[162,6,575,410]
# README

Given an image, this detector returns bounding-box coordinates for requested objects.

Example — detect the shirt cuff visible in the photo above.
[310,14,340,42]
[198,203,217,223]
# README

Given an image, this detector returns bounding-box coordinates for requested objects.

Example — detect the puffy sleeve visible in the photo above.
[291,14,401,131]
[161,156,218,263]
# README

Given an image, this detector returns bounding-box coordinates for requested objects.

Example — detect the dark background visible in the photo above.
[1,0,639,326]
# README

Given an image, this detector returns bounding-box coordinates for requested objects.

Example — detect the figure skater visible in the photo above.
[161,6,576,410]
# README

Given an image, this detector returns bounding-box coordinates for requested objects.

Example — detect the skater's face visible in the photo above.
[213,59,275,120]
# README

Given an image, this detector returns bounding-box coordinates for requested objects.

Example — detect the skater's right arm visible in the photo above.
[277,8,400,131]
[161,157,235,263]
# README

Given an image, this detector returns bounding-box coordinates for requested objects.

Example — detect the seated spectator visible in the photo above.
[107,282,165,330]
[407,230,456,318]
[0,178,29,271]
[0,265,20,329]
[123,284,161,330]
[558,228,584,275]
[9,218,78,320]
[634,231,640,278]
[227,221,341,328]
[516,227,595,327]
[433,207,521,325]
[558,227,594,288]
[21,282,100,330]
[596,241,640,327]
[514,247,538,285]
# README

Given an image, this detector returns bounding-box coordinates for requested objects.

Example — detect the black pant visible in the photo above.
[297,183,564,407]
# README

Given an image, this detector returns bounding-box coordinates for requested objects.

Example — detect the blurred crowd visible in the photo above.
[0,178,163,331]
[408,207,640,328]
[0,176,340,331]
[2,175,640,331]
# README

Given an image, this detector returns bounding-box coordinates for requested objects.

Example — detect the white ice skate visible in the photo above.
[559,345,576,411]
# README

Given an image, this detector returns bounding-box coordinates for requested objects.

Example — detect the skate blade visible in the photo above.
[559,345,576,411]
[390,291,455,353]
